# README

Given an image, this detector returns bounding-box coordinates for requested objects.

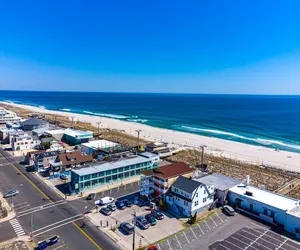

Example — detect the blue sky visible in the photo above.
[0,1,300,94]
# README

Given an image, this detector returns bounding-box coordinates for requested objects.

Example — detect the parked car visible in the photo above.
[223,205,235,216]
[123,199,133,207]
[37,235,59,249]
[100,207,112,216]
[60,174,68,180]
[95,196,114,206]
[107,203,117,211]
[3,190,19,198]
[119,222,134,235]
[145,214,157,226]
[39,168,49,173]
[147,246,158,250]
[86,193,95,200]
[115,200,126,210]
[135,216,150,230]
[151,209,164,220]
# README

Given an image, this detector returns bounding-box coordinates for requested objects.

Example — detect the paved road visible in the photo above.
[0,148,120,250]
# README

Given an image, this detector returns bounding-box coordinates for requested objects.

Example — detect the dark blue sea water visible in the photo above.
[1,91,300,153]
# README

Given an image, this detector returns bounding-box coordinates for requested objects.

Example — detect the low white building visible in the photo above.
[166,176,214,217]
[228,184,300,237]
[44,129,66,141]
[80,139,119,155]
[11,134,40,151]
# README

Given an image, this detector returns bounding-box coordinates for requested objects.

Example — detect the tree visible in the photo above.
[189,212,197,224]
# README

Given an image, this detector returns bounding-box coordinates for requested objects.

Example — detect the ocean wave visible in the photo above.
[181,125,300,151]
[83,110,128,119]
[127,119,148,123]
[61,108,71,112]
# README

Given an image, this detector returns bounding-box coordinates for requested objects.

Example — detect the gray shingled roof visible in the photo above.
[172,176,201,193]
[22,118,48,126]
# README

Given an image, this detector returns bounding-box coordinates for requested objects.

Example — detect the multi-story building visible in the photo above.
[32,151,61,172]
[49,151,94,172]
[166,176,215,217]
[140,162,195,198]
[0,108,21,126]
[70,152,159,193]
[11,134,40,151]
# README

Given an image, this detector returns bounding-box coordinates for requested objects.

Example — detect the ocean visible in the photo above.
[1,90,300,153]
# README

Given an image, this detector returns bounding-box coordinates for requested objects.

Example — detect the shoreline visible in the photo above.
[2,101,300,173]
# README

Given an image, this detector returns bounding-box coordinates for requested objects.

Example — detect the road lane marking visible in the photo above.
[9,163,52,202]
[33,217,83,237]
[9,219,26,236]
[1,153,104,250]
[32,214,83,233]
[73,222,103,250]
[52,244,66,250]
[18,200,67,217]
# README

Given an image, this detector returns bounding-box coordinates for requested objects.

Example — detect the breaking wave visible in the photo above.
[181,125,300,151]
[83,110,128,119]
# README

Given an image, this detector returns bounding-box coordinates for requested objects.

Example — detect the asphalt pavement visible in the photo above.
[0,148,120,250]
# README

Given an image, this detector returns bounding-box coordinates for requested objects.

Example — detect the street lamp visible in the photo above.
[135,129,142,153]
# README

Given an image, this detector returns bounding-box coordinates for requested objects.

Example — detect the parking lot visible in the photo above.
[210,224,300,250]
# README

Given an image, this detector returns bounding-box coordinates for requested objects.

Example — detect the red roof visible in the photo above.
[142,162,194,179]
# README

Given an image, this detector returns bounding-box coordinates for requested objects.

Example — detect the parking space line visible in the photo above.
[210,216,218,227]
[231,236,251,247]
[183,231,190,244]
[276,239,287,250]
[244,227,283,248]
[166,239,172,250]
[245,229,269,250]
[225,240,243,250]
[197,223,204,235]
[236,232,271,250]
[175,235,182,249]
[190,227,198,239]
[52,245,65,250]
[250,222,268,230]
[204,220,211,230]
[219,244,231,250]
[216,212,224,223]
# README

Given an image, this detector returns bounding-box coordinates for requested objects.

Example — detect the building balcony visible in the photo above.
[153,185,167,194]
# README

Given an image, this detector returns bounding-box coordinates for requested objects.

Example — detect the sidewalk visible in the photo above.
[0,236,34,250]
[0,192,16,223]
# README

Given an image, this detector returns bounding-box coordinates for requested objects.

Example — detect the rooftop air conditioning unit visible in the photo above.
[245,191,253,196]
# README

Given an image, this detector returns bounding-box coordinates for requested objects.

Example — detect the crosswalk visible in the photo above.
[9,218,26,236]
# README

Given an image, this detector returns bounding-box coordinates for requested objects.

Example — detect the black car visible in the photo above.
[123,199,133,207]
[151,209,164,220]
[86,193,96,200]
[100,207,112,216]
[115,200,126,210]
[119,222,134,235]
[145,214,157,226]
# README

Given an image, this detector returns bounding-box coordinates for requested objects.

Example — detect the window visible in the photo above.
[194,201,199,206]
[249,204,253,212]
[203,197,207,203]
[84,175,90,180]
[92,173,98,179]
[130,165,135,170]
[80,176,84,182]
[112,175,118,180]
[271,211,275,218]
[124,172,130,178]
[196,193,198,198]
[112,169,117,174]
[124,166,130,171]
[263,208,268,215]
[130,170,135,176]
[98,178,104,184]
[118,167,124,173]
[98,171,105,177]
[118,173,123,179]
[184,201,188,206]
[204,190,206,194]
[106,170,111,175]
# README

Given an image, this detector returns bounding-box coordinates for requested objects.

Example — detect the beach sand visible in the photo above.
[2,101,300,173]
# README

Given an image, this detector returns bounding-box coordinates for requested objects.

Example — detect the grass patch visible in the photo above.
[167,236,174,239]
[159,239,166,243]
[177,231,183,235]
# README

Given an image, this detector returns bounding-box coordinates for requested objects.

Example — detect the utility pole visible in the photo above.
[96,122,101,138]
[200,145,207,168]
[71,116,75,129]
[135,129,142,153]
[132,211,136,250]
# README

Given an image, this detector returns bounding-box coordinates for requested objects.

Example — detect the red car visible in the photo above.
[148,246,158,250]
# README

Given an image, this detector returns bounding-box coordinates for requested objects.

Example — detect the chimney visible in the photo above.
[246,175,250,186]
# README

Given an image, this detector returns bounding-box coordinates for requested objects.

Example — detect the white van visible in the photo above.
[94,196,114,206]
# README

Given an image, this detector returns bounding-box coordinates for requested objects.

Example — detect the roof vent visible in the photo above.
[245,191,253,196]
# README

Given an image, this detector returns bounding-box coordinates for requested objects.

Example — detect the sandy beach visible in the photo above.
[2,101,300,173]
